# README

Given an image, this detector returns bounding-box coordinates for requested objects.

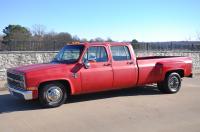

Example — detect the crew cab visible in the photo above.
[7,42,193,107]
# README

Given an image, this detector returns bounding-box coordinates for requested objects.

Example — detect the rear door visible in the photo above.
[110,45,138,89]
[80,46,113,93]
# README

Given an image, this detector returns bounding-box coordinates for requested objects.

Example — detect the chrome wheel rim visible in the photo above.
[46,86,63,104]
[168,76,180,91]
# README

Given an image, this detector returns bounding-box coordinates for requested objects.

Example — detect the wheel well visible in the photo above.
[38,80,71,95]
[165,69,184,78]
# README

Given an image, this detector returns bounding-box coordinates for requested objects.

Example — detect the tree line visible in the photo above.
[0,24,138,44]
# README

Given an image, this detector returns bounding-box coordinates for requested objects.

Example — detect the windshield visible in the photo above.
[52,45,85,64]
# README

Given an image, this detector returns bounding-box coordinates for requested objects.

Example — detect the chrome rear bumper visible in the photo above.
[8,86,33,100]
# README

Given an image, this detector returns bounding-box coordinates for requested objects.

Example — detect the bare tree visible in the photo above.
[43,31,57,41]
[54,32,73,43]
[80,38,88,42]
[0,35,3,41]
[197,31,200,41]
[89,39,95,42]
[72,35,80,42]
[94,37,104,42]
[106,37,113,42]
[32,24,46,41]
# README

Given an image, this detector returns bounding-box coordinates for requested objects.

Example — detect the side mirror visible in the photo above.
[83,53,96,69]
[83,60,90,69]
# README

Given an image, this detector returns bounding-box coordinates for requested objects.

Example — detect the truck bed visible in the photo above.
[136,56,192,85]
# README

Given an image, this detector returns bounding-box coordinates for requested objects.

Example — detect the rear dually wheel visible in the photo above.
[157,72,182,94]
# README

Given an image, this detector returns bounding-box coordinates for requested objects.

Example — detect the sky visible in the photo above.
[0,0,200,42]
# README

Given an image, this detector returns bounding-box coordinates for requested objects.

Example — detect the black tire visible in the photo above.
[157,72,181,94]
[39,82,67,108]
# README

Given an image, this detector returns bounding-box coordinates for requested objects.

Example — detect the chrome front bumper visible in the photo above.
[8,86,33,100]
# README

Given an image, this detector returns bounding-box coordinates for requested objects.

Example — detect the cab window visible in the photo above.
[83,46,108,62]
[110,46,131,61]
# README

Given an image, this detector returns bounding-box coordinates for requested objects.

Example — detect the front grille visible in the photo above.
[7,72,24,81]
[7,71,25,90]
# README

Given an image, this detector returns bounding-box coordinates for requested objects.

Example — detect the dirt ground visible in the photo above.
[0,78,200,132]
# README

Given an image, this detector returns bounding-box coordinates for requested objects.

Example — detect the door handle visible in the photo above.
[104,63,111,66]
[127,61,134,65]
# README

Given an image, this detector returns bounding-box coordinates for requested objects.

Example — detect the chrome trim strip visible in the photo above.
[8,85,33,100]
[7,77,24,83]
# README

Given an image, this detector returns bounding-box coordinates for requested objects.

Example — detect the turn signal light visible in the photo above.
[27,87,37,91]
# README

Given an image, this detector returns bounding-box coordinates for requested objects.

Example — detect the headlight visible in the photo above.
[19,74,25,82]
[19,74,26,89]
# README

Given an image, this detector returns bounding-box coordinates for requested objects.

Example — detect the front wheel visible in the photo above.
[157,72,181,94]
[39,82,67,108]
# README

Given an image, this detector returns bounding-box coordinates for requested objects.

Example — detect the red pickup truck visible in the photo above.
[7,42,193,107]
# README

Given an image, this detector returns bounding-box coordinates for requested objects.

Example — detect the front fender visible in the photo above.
[37,78,78,94]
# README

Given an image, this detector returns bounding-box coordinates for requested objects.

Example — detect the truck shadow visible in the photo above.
[68,85,161,103]
[0,85,161,114]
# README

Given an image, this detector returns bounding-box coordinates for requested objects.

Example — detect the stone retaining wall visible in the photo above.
[0,51,199,80]
[0,51,57,80]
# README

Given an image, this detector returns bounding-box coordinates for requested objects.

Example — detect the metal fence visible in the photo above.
[0,41,200,51]
[133,41,200,52]
[0,41,67,51]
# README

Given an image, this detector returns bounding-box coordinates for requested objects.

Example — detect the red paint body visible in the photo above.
[8,42,193,99]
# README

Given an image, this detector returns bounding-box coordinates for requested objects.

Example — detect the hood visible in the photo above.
[10,63,67,73]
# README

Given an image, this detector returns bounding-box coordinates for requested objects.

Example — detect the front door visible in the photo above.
[80,46,113,93]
